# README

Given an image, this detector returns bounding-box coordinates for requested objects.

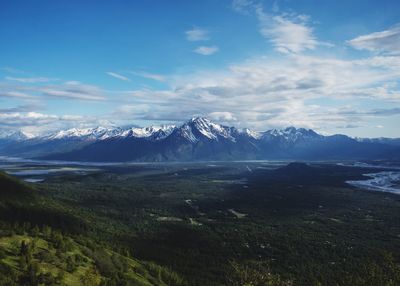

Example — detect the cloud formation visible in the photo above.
[1,50,399,135]
[185,28,209,41]
[0,104,40,113]
[129,71,166,82]
[256,8,319,53]
[231,0,254,14]
[348,24,400,54]
[5,76,52,83]
[0,80,107,101]
[194,46,219,55]
[0,111,114,136]
[114,51,400,131]
[107,72,130,81]
[0,91,33,99]
[37,81,107,101]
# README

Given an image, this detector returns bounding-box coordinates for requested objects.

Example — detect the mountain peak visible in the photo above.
[46,126,122,141]
[116,125,176,140]
[262,126,321,143]
[283,126,299,132]
[189,116,211,124]
[185,116,236,141]
[240,128,261,139]
[0,130,33,141]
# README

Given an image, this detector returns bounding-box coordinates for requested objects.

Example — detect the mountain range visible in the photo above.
[0,117,399,162]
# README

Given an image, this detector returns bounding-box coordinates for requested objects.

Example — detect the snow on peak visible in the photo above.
[0,130,34,141]
[240,128,261,139]
[0,121,324,146]
[178,124,198,143]
[262,126,320,142]
[117,125,176,140]
[149,125,177,140]
[47,126,120,140]
[187,117,235,141]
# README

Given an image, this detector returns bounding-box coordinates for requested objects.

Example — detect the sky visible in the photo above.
[0,0,400,138]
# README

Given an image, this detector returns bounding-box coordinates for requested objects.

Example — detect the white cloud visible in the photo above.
[40,88,105,101]
[185,28,209,41]
[106,72,130,81]
[0,67,26,74]
[194,46,219,55]
[231,0,254,14]
[208,112,237,122]
[0,104,41,113]
[38,81,107,101]
[0,91,33,99]
[348,24,400,54]
[0,79,108,101]
[256,8,318,54]
[2,53,399,135]
[5,76,52,83]
[0,111,113,136]
[0,111,72,129]
[231,1,330,54]
[115,52,400,132]
[129,71,166,82]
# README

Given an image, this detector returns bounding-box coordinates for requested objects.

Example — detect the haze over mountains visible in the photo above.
[0,117,399,162]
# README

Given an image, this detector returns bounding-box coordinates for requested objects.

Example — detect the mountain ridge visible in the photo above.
[0,117,399,162]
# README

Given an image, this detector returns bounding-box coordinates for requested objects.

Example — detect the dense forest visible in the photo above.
[0,172,187,285]
[0,162,399,285]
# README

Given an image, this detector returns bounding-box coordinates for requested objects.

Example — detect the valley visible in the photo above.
[0,159,399,285]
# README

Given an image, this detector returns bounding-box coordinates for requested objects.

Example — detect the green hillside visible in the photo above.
[0,171,82,233]
[0,172,185,285]
[0,171,35,201]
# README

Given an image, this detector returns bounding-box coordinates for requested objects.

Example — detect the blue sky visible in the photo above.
[0,0,399,137]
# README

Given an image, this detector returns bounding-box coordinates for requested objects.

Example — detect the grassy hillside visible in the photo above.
[0,172,185,285]
[0,232,184,285]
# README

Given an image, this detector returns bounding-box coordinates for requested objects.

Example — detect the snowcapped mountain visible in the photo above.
[0,117,398,162]
[45,126,123,141]
[115,125,176,140]
[0,119,323,145]
[239,128,261,139]
[261,126,321,143]
[175,117,236,142]
[36,124,177,142]
[0,130,34,141]
[171,117,261,143]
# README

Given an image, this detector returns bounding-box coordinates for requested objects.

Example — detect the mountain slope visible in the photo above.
[0,173,185,285]
[0,171,37,206]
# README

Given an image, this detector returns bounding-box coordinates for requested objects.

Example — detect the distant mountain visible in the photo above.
[0,125,176,158]
[0,117,398,162]
[356,137,400,146]
[45,126,122,141]
[260,126,322,143]
[0,130,33,142]
[115,125,176,141]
